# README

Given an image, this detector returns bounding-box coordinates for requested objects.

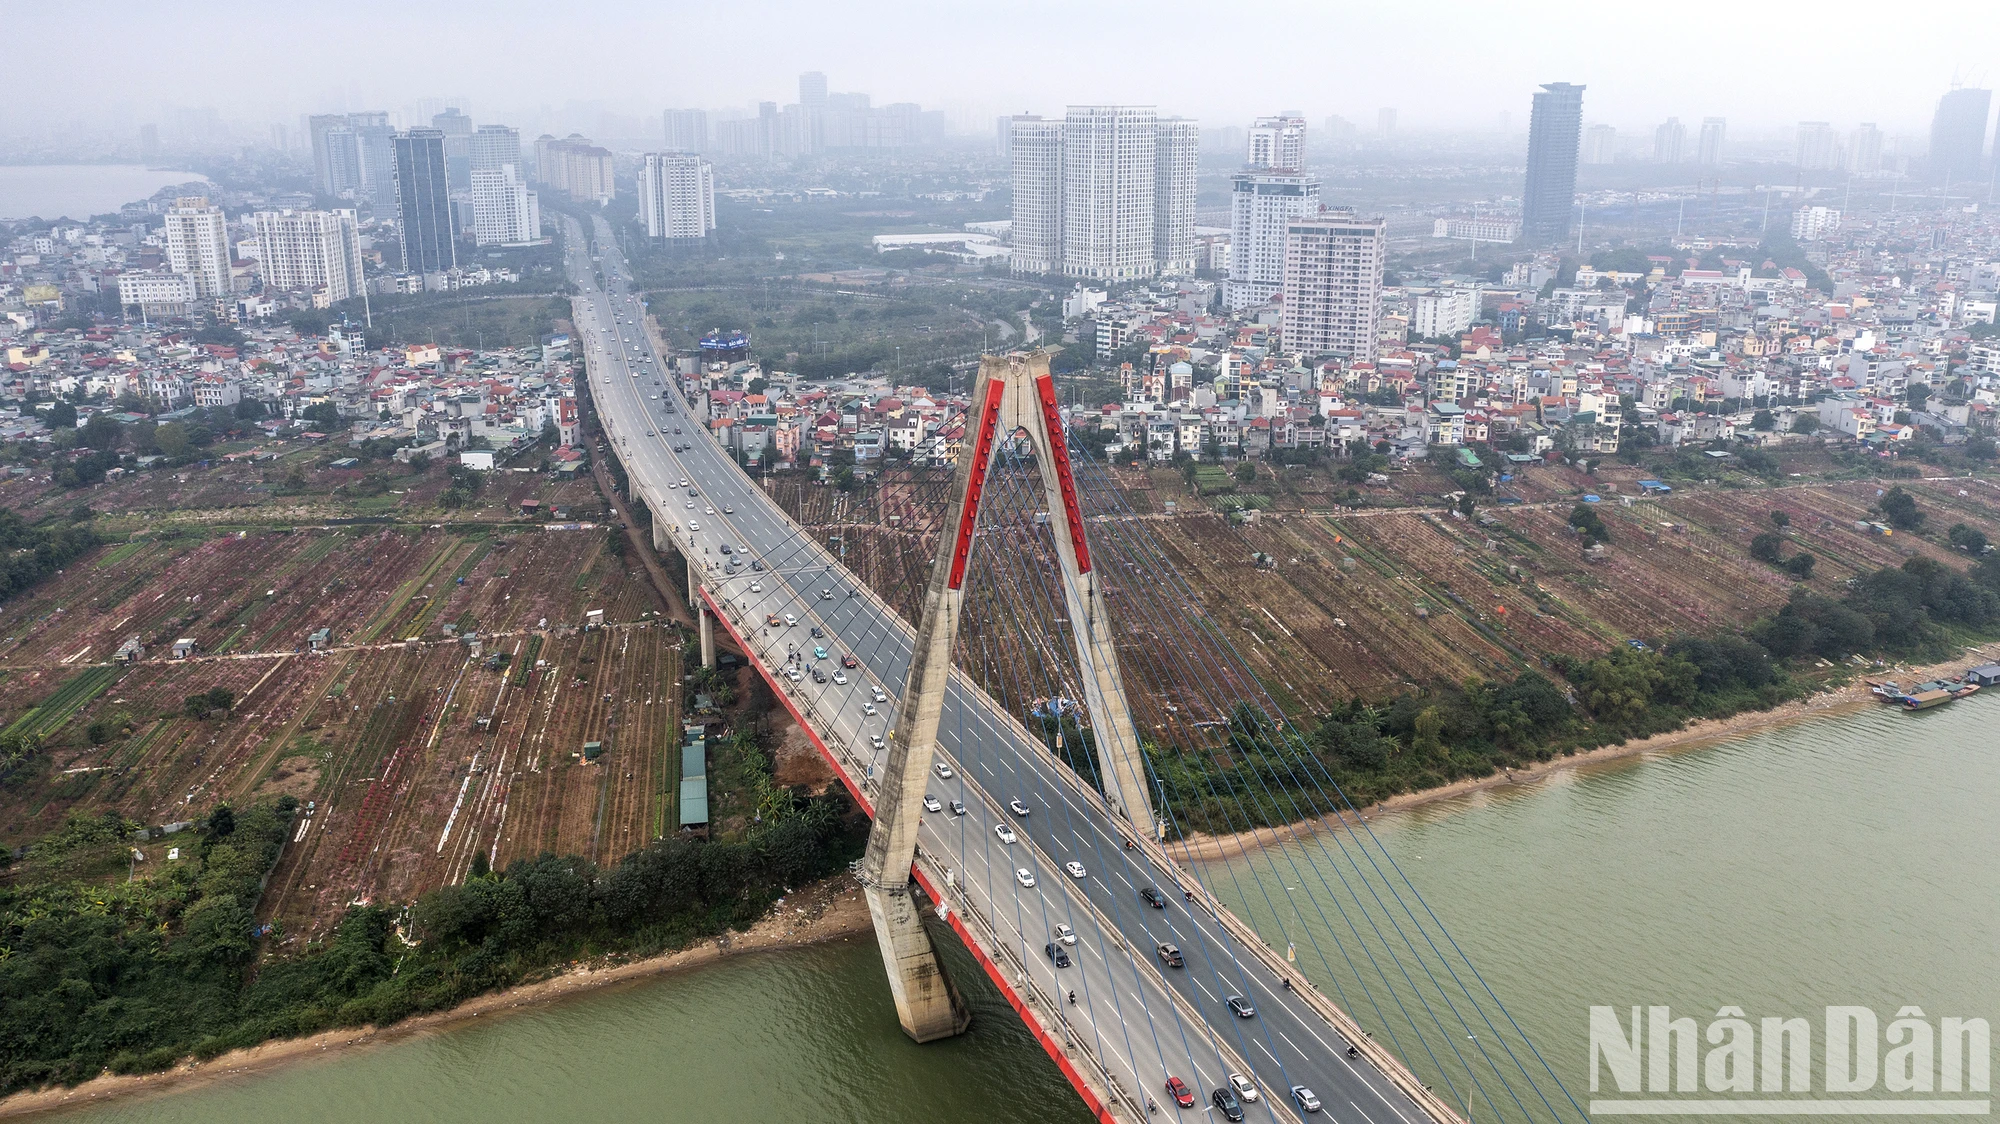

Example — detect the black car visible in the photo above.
[810,626,825,638]
[1212,1088,1245,1122]
[1226,995,1255,1019]
[1043,942,1071,969]
[1139,886,1167,909]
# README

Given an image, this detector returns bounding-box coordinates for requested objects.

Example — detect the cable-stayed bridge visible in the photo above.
[566,216,1582,1124]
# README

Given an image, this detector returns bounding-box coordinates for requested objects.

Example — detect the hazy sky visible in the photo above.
[9,0,2000,137]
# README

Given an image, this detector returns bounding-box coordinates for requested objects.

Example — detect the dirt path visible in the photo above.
[0,875,873,1119]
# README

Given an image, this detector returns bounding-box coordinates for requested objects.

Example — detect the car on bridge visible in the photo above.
[766,614,783,627]
[948,800,965,815]
[1164,1077,1194,1109]
[1139,886,1167,909]
[1290,1086,1322,1113]
[1064,861,1086,879]
[1008,799,1030,817]
[862,703,878,716]
[1211,1087,1245,1122]
[1014,867,1035,888]
[933,761,953,779]
[783,614,797,626]
[1157,943,1183,968]
[1043,942,1071,968]
[841,653,858,668]
[832,671,848,684]
[923,795,942,813]
[1052,923,1076,945]
[750,582,763,593]
[1228,1073,1258,1103]
[1226,995,1256,1019]
[870,686,887,702]
[994,823,1016,844]
[813,645,828,660]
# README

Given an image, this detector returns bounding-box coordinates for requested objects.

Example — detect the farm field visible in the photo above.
[0,442,699,940]
[762,465,2000,740]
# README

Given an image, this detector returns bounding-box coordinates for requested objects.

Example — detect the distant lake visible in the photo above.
[0,165,210,221]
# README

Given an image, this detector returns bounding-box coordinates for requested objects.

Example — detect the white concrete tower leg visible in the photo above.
[857,364,1006,1043]
[1007,356,1156,841]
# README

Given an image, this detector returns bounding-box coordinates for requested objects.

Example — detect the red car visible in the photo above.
[1165,1076,1195,1108]
[841,653,859,668]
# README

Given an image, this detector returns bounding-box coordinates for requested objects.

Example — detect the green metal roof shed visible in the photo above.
[678,741,708,826]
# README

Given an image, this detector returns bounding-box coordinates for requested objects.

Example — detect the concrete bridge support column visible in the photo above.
[861,881,971,1043]
[697,596,717,670]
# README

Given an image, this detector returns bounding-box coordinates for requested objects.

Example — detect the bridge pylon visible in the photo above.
[860,350,1155,1043]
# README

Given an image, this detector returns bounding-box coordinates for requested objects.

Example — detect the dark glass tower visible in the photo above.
[395,128,457,275]
[1521,82,1585,245]
[1928,88,1991,183]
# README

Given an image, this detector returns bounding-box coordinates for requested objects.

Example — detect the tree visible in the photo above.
[1948,523,1991,556]
[81,413,122,451]
[1457,494,1477,518]
[301,402,344,431]
[1750,532,1785,565]
[1791,413,1820,435]
[205,803,235,839]
[45,401,78,430]
[206,687,235,712]
[156,422,193,459]
[1750,409,1776,432]
[1769,510,1790,529]
[1233,460,1257,485]
[1878,486,1923,532]
[1785,553,1817,580]
[1906,382,1931,414]
[1568,504,1611,546]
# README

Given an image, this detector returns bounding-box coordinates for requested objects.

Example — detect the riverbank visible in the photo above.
[1173,640,2000,862]
[0,876,874,1119]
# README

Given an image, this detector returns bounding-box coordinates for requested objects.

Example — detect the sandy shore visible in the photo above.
[1171,641,2000,863]
[0,878,874,1119]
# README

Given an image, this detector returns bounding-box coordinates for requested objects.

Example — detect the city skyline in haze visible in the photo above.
[5,0,2000,142]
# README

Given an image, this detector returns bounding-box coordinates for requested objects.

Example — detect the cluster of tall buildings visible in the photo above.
[1005,106,1199,282]
[533,134,615,204]
[308,107,543,280]
[661,72,945,159]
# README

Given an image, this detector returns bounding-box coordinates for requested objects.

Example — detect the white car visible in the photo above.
[922,795,942,813]
[783,614,797,626]
[688,521,699,531]
[995,823,1017,844]
[750,582,763,593]
[933,761,954,779]
[871,686,887,703]
[1014,868,1036,888]
[1053,923,1077,945]
[1229,1074,1259,1103]
[869,735,884,750]
[1064,861,1086,880]
[668,480,680,489]
[679,479,690,487]
[686,500,695,509]
[705,507,715,515]
[1008,799,1030,817]
[784,667,802,682]
[862,703,878,716]
[832,672,848,685]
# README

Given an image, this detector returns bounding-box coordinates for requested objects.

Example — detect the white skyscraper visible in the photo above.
[1582,124,1617,166]
[251,209,364,301]
[637,152,715,240]
[1154,117,1199,276]
[1796,122,1839,170]
[469,124,522,174]
[1228,170,1319,310]
[161,196,230,300]
[1008,116,1063,275]
[1247,114,1307,170]
[1062,106,1158,281]
[471,165,541,246]
[1698,117,1727,165]
[1848,124,1883,175]
[1654,117,1686,164]
[1008,107,1195,280]
[1281,208,1386,362]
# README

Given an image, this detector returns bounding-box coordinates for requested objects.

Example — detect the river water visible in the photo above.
[0,166,208,221]
[40,701,1998,1123]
